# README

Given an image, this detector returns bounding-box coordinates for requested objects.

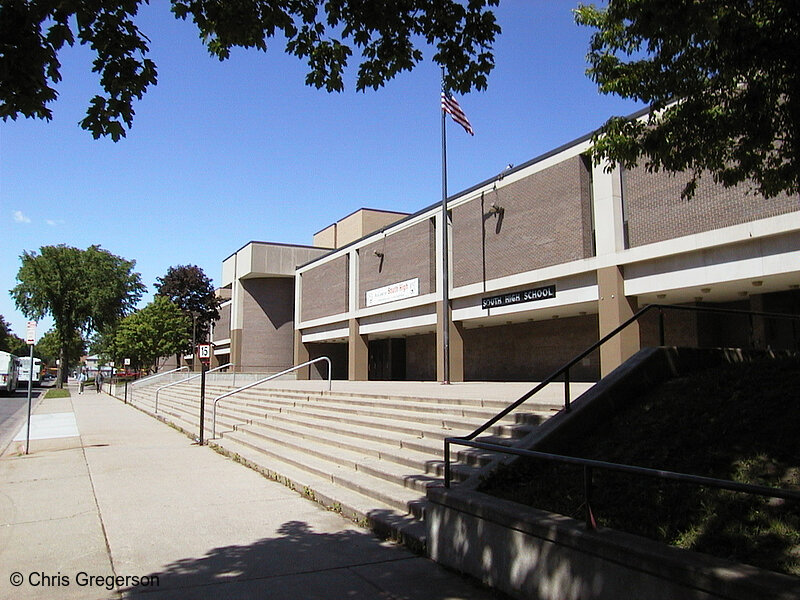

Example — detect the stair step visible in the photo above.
[209,435,427,552]
[121,379,565,554]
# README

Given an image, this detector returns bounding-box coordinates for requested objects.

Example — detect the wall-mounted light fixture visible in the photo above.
[488,201,504,215]
[497,163,514,181]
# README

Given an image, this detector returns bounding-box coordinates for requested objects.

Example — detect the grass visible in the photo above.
[479,357,800,576]
[44,388,71,399]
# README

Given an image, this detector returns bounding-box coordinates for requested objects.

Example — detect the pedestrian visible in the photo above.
[78,370,87,394]
[95,370,104,394]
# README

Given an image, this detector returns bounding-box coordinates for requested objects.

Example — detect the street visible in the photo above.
[0,386,43,454]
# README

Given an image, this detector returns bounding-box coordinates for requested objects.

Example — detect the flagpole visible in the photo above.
[440,68,451,384]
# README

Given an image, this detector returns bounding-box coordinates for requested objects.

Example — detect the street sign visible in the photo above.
[124,358,131,366]
[198,343,212,363]
[25,321,36,345]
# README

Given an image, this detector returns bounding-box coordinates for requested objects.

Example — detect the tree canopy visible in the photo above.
[105,296,189,373]
[0,315,28,356]
[155,264,220,343]
[1,0,500,140]
[0,315,11,352]
[37,328,86,368]
[575,0,800,199]
[10,244,145,384]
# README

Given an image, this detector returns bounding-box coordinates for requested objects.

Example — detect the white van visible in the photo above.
[0,351,19,394]
[18,356,41,387]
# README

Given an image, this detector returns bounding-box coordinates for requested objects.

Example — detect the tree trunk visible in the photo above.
[57,345,66,389]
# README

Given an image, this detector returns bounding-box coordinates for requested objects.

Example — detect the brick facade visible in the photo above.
[239,278,295,371]
[214,303,231,342]
[300,255,349,321]
[623,167,800,247]
[462,315,600,381]
[452,156,594,287]
[358,219,436,308]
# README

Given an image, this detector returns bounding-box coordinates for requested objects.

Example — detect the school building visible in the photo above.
[211,125,800,382]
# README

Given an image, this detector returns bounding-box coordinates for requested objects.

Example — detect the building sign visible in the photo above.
[366,278,419,307]
[481,284,556,310]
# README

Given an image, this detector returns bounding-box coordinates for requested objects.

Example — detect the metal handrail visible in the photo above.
[154,363,233,413]
[443,438,800,529]
[128,366,189,403]
[212,357,332,439]
[444,303,800,486]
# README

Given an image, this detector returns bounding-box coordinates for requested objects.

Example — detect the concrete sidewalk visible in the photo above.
[0,386,501,599]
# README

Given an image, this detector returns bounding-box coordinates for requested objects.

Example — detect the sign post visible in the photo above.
[197,344,212,445]
[24,321,36,455]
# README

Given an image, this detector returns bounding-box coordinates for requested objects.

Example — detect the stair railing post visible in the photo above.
[584,465,597,530]
[199,360,207,445]
[564,368,571,413]
[658,308,665,346]
[444,439,451,488]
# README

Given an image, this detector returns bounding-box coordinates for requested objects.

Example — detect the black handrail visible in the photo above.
[443,303,800,487]
[444,438,800,529]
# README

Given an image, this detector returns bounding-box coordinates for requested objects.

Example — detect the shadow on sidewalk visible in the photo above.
[122,516,498,599]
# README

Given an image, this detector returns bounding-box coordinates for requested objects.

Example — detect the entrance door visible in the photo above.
[368,338,406,380]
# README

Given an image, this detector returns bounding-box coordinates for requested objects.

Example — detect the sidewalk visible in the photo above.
[0,386,501,599]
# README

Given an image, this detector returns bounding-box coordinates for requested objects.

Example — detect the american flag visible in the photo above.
[441,91,474,136]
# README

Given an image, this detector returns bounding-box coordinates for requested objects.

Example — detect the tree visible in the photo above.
[0,315,10,352]
[10,244,145,385]
[1,1,500,141]
[154,264,221,366]
[575,0,800,199]
[0,317,28,356]
[37,329,85,370]
[108,297,189,374]
[5,334,28,357]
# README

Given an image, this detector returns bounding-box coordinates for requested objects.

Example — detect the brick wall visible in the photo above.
[306,343,348,380]
[240,278,295,371]
[452,156,593,287]
[301,256,349,321]
[406,334,436,381]
[623,167,800,247]
[462,315,600,381]
[358,219,436,309]
[214,303,231,342]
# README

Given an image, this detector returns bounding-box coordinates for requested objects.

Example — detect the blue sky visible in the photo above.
[1,1,642,342]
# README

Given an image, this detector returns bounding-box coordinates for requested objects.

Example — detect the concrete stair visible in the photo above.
[124,379,568,551]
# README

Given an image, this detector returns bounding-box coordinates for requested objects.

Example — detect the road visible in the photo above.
[0,386,44,454]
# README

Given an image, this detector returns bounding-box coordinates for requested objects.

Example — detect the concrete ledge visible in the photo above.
[427,486,800,600]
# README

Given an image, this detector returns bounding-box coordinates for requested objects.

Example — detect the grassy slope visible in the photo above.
[479,357,800,576]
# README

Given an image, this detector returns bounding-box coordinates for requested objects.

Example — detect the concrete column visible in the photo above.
[436,301,464,382]
[348,318,369,381]
[293,329,310,380]
[591,162,626,256]
[230,329,243,373]
[597,265,639,377]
